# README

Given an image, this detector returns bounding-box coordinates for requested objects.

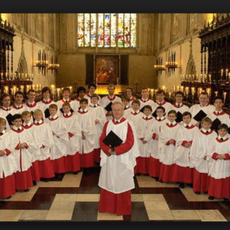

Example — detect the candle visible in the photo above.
[199,88,202,95]
[226,69,228,78]
[69,86,73,94]
[162,85,166,91]
[21,85,24,92]
[214,91,218,97]
[57,88,61,98]
[177,85,180,91]
[173,85,176,92]
[221,69,223,79]
[206,88,211,96]
[223,92,227,101]
[191,87,195,96]
[180,86,184,92]
[50,84,55,94]
[169,92,171,99]
[151,89,154,98]
[185,87,189,95]
[228,73,230,82]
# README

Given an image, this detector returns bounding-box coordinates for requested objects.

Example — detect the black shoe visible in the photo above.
[179,183,185,188]
[135,173,141,176]
[41,178,49,182]
[208,196,214,200]
[33,181,37,186]
[187,183,193,188]
[73,172,78,175]
[5,196,12,199]
[195,192,201,195]
[24,189,30,192]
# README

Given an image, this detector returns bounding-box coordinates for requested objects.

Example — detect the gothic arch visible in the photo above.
[186,56,196,75]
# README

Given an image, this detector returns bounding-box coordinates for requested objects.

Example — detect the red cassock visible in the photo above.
[98,118,140,215]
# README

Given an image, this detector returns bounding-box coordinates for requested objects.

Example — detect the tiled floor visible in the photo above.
[0,167,230,222]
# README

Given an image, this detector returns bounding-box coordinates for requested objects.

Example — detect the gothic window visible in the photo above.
[77,13,137,48]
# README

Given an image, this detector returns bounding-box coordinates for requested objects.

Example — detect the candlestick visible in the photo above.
[221,69,223,80]
[191,87,195,96]
[223,92,227,101]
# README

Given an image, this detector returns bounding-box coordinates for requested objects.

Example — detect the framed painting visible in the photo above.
[95,55,119,85]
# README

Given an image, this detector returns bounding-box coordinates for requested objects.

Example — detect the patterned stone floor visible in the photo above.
[0,166,230,222]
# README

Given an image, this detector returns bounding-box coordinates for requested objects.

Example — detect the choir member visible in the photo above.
[139,87,156,112]
[100,84,122,120]
[38,87,57,119]
[207,124,230,201]
[190,117,216,194]
[153,89,172,117]
[172,91,190,123]
[84,83,101,105]
[75,86,87,112]
[209,96,230,132]
[158,110,180,182]
[33,109,55,181]
[21,111,39,185]
[61,102,81,173]
[88,94,106,164]
[11,91,25,115]
[76,98,95,169]
[173,112,198,188]
[135,105,155,175]
[0,93,13,129]
[10,114,36,191]
[57,87,78,115]
[125,87,136,106]
[46,104,69,176]
[98,102,140,216]
[190,92,215,127]
[122,95,131,113]
[148,106,167,180]
[0,117,17,199]
[123,100,143,131]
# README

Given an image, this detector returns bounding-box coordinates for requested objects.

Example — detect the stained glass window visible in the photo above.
[77,13,136,48]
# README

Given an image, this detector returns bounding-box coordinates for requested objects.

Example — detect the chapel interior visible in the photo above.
[0,13,230,222]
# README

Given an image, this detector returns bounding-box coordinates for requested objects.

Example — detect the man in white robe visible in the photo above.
[98,102,140,216]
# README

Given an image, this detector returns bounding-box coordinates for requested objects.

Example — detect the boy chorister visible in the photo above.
[76,98,95,169]
[125,87,136,107]
[11,91,25,115]
[101,84,122,120]
[122,95,131,113]
[38,87,57,119]
[84,83,101,105]
[10,114,36,191]
[158,110,180,183]
[0,117,17,199]
[46,104,68,175]
[190,117,216,194]
[57,87,78,115]
[172,91,190,123]
[209,96,230,132]
[148,106,167,180]
[153,89,173,117]
[75,86,87,112]
[0,93,13,129]
[190,92,215,126]
[21,111,39,185]
[207,124,230,201]
[33,109,55,181]
[61,102,81,173]
[139,87,156,112]
[135,105,155,175]
[172,112,198,188]
[88,94,106,164]
[24,89,39,123]
[123,100,143,132]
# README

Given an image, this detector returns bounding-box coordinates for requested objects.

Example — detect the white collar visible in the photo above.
[176,102,182,106]
[125,105,130,109]
[144,115,152,119]
[13,125,22,131]
[157,116,164,121]
[64,112,72,116]
[141,97,149,102]
[201,128,211,133]
[28,101,36,105]
[0,130,6,134]
[2,106,11,111]
[183,123,192,128]
[217,135,228,141]
[168,121,177,125]
[215,110,223,114]
[49,114,58,119]
[63,98,71,102]
[79,108,88,113]
[92,104,99,108]
[23,122,32,126]
[131,109,139,114]
[108,95,115,98]
[35,119,43,124]
[156,100,165,104]
[114,117,122,123]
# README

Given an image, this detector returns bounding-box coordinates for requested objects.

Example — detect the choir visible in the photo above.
[0,83,230,205]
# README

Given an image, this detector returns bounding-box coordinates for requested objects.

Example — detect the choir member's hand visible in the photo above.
[20,142,28,149]
[40,145,45,149]
[184,143,191,148]
[218,154,226,160]
[0,150,5,156]
[203,156,207,160]
[155,135,159,141]
[142,140,147,144]
[169,139,175,145]
[95,119,99,124]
